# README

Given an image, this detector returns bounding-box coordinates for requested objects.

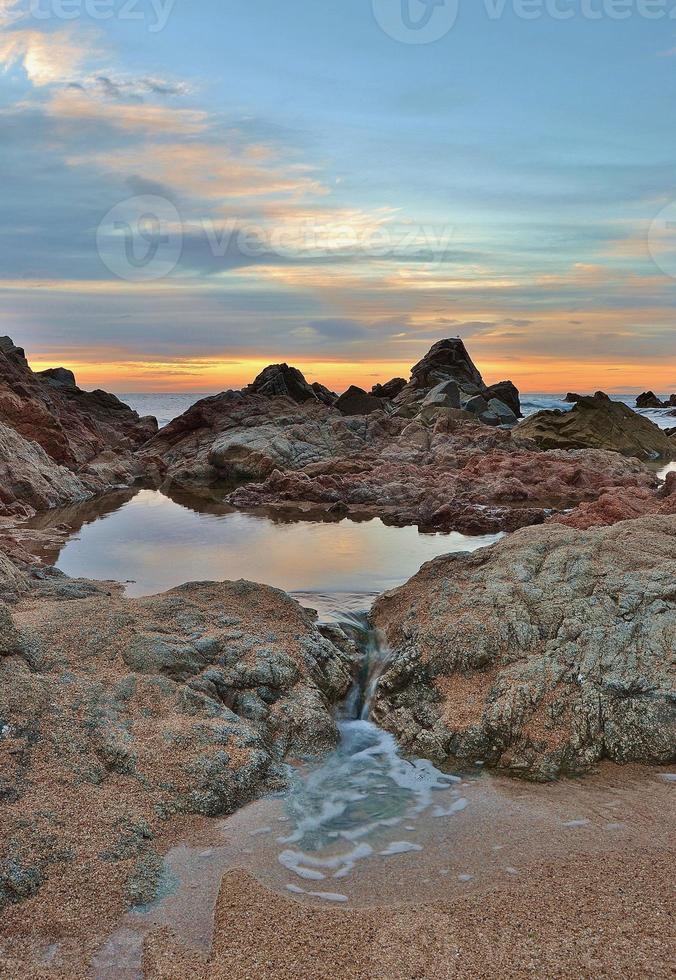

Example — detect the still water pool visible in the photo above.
[28,487,501,602]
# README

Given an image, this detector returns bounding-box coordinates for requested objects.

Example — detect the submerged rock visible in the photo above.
[516,392,674,460]
[371,516,676,781]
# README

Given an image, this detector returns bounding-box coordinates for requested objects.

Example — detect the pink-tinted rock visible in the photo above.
[227,425,655,532]
[551,471,676,529]
[0,340,157,470]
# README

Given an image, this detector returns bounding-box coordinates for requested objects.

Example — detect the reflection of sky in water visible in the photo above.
[54,490,501,597]
[657,461,676,481]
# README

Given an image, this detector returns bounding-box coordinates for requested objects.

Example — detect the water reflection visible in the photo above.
[28,488,502,599]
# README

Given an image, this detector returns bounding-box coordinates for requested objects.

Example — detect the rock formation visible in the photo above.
[248,363,326,404]
[516,392,674,460]
[0,422,90,519]
[371,516,676,781]
[636,391,675,410]
[227,425,656,533]
[0,338,160,518]
[0,337,157,470]
[0,573,355,917]
[371,377,407,399]
[392,339,521,426]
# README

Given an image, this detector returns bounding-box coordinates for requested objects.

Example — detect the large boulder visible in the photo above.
[485,381,522,418]
[420,380,461,412]
[335,386,383,417]
[248,363,318,404]
[371,516,676,781]
[36,367,76,388]
[516,393,674,460]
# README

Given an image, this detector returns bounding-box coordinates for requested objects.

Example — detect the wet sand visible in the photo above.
[4,763,670,979]
[143,849,673,979]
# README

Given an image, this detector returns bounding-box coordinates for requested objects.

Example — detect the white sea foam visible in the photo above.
[379,842,423,857]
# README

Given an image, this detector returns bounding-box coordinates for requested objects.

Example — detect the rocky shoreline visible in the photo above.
[0,334,674,976]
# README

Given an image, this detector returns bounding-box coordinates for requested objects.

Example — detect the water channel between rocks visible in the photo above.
[25,486,674,979]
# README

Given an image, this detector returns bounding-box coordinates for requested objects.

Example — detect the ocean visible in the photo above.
[117,392,676,432]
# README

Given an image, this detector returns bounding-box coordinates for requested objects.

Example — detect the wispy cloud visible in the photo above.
[0,26,98,85]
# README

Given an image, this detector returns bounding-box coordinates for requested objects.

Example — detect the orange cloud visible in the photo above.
[48,88,208,135]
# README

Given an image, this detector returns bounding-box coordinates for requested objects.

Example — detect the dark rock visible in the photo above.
[248,364,318,403]
[485,381,522,417]
[408,339,485,391]
[564,393,584,403]
[371,378,407,399]
[420,380,461,412]
[0,336,26,363]
[335,386,383,417]
[311,382,338,406]
[37,367,77,388]
[486,398,518,425]
[463,394,490,416]
[636,391,666,409]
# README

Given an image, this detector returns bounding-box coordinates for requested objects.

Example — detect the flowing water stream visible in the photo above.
[93,599,674,979]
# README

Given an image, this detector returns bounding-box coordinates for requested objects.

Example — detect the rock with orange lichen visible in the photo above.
[0,575,355,915]
[371,516,676,781]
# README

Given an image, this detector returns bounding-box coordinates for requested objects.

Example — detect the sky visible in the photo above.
[0,0,675,393]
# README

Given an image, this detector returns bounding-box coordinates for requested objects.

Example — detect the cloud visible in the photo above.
[48,88,208,134]
[0,26,98,85]
[307,319,369,341]
[71,141,326,201]
[0,0,24,27]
